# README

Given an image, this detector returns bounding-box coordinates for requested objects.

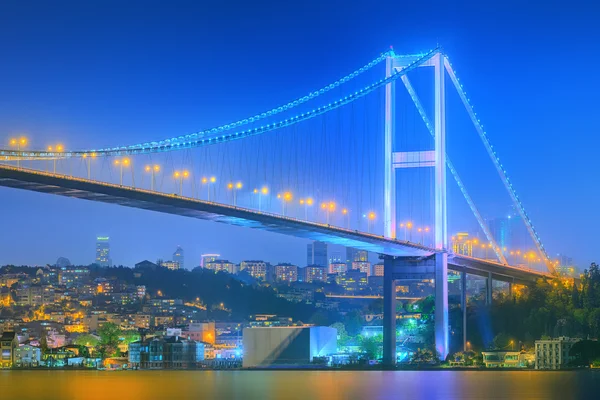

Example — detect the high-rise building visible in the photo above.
[346,247,358,268]
[451,232,474,256]
[307,241,327,267]
[95,236,111,267]
[173,246,184,269]
[329,252,342,265]
[555,254,576,277]
[274,264,298,283]
[201,254,220,268]
[373,263,384,277]
[354,250,368,262]
[488,213,529,251]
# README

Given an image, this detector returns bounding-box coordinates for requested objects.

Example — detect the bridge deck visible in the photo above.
[0,165,434,257]
[0,164,552,284]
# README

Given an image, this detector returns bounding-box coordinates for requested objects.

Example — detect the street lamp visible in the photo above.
[321,201,335,224]
[201,176,216,201]
[399,222,412,241]
[299,197,313,220]
[114,157,130,186]
[367,212,376,233]
[174,170,190,196]
[342,208,349,229]
[228,181,242,206]
[145,164,160,191]
[82,152,96,179]
[253,186,268,211]
[281,191,292,216]
[47,144,64,174]
[10,137,27,168]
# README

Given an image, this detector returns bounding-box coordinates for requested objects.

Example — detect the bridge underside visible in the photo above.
[0,166,434,257]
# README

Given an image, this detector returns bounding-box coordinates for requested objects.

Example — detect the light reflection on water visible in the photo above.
[1,370,599,400]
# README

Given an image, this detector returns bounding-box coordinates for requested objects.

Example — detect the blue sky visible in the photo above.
[0,0,598,268]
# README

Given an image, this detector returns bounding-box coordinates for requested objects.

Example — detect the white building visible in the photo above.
[243,326,337,368]
[535,337,580,369]
[14,344,42,367]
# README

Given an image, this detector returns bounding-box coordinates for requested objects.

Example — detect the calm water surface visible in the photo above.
[1,370,599,399]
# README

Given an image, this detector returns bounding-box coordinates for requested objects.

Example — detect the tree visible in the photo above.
[73,334,99,348]
[330,322,350,346]
[359,334,382,360]
[411,348,436,364]
[343,311,363,337]
[97,323,121,358]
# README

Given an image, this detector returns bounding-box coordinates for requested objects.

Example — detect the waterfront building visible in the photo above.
[0,332,17,368]
[95,236,111,267]
[185,322,216,344]
[535,337,580,370]
[307,241,327,267]
[129,336,204,369]
[14,344,42,367]
[481,351,530,368]
[242,326,337,368]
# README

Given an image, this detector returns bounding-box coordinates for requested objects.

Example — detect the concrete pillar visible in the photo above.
[382,257,397,366]
[434,253,449,360]
[486,272,493,305]
[461,270,467,352]
[384,55,396,239]
[508,281,513,298]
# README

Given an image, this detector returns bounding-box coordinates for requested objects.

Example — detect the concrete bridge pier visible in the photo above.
[382,256,397,366]
[381,254,449,365]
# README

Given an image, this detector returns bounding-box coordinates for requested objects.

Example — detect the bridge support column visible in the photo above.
[486,272,493,305]
[434,253,449,360]
[382,256,397,366]
[383,54,396,239]
[461,270,467,352]
[508,281,513,298]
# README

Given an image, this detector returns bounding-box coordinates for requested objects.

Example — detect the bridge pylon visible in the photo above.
[382,50,449,363]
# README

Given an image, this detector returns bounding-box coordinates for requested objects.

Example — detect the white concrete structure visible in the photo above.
[242,326,337,368]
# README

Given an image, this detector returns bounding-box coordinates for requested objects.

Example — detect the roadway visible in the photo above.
[0,164,552,284]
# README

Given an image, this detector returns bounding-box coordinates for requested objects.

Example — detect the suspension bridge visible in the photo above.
[0,47,557,362]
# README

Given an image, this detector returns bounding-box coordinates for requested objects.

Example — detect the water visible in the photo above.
[1,370,599,399]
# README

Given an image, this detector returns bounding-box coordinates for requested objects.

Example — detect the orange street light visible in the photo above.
[201,176,216,201]
[10,137,27,168]
[114,158,130,185]
[173,170,190,195]
[145,164,160,191]
[367,212,376,233]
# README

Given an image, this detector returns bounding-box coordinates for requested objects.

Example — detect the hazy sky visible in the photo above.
[0,0,598,268]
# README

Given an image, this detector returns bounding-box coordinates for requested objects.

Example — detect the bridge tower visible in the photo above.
[382,50,449,364]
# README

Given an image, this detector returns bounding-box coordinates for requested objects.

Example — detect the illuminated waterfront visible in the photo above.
[1,370,599,399]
